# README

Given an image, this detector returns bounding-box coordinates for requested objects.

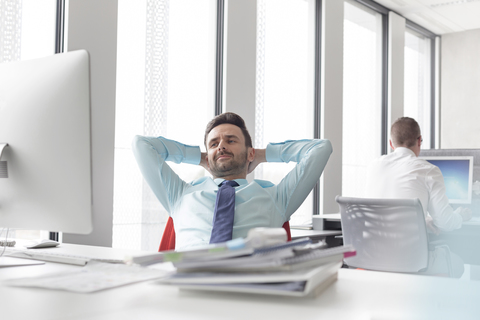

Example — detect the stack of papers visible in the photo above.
[161,261,341,297]
[153,239,356,297]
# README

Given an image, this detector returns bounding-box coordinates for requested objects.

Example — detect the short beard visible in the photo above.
[210,150,248,178]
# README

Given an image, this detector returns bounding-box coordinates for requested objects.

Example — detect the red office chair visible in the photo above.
[159,217,292,252]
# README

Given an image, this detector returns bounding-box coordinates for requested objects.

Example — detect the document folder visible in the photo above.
[158,261,342,297]
[156,242,356,297]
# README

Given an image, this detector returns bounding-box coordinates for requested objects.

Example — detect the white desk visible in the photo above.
[2,244,480,320]
[292,213,343,243]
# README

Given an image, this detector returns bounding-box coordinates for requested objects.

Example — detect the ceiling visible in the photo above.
[374,0,480,35]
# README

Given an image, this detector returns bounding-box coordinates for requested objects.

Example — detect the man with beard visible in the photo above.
[132,112,332,250]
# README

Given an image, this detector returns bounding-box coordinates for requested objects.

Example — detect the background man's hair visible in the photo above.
[204,112,253,148]
[390,117,421,148]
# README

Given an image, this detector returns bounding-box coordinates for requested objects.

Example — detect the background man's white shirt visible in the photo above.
[365,147,462,231]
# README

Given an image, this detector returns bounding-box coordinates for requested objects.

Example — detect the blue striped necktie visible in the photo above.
[209,180,239,244]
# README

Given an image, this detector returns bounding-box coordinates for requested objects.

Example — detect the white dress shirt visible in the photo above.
[365,147,462,231]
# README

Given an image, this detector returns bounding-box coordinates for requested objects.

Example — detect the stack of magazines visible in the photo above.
[131,236,355,297]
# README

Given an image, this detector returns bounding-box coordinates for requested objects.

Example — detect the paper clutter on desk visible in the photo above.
[126,227,288,267]
[156,241,356,298]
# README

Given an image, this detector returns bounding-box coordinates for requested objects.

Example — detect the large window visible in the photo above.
[342,0,384,197]
[255,0,316,226]
[404,27,432,149]
[113,0,217,251]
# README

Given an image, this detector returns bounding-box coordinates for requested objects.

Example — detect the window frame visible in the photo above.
[353,0,438,154]
[215,0,225,116]
[50,0,66,242]
[313,0,323,215]
[351,0,389,156]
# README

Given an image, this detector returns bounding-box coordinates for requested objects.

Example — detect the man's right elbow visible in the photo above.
[325,139,333,155]
[318,139,333,156]
[132,135,149,156]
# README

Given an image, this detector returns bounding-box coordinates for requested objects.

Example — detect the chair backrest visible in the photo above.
[336,196,429,273]
[159,217,292,252]
[158,216,176,252]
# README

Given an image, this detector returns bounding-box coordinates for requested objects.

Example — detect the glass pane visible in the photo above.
[114,0,217,251]
[21,0,56,61]
[255,0,315,226]
[342,0,383,197]
[404,28,432,149]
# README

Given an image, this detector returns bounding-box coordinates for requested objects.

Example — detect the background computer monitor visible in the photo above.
[420,156,473,204]
[0,50,93,234]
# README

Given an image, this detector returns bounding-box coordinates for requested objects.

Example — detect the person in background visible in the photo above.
[365,117,471,277]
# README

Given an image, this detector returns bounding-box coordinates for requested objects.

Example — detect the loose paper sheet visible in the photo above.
[5,261,175,293]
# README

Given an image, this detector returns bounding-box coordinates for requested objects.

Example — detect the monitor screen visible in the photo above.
[0,50,93,234]
[420,156,473,204]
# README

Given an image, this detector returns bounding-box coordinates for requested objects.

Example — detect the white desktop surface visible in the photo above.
[1,244,479,320]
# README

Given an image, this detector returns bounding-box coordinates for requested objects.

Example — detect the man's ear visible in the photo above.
[248,147,255,162]
[389,140,395,151]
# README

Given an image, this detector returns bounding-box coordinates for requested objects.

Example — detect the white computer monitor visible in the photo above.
[420,156,474,204]
[0,50,93,234]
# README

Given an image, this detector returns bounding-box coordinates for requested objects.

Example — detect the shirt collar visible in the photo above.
[394,147,416,157]
[214,178,248,187]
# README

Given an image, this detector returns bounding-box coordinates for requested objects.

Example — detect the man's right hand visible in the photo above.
[455,207,472,222]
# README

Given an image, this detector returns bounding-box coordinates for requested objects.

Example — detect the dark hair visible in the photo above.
[390,117,421,148]
[204,112,253,148]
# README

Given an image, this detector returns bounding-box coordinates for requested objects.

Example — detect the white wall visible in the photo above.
[63,0,118,247]
[224,0,257,147]
[321,0,344,214]
[441,28,480,149]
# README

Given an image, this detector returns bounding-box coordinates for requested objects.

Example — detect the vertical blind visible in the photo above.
[0,0,22,63]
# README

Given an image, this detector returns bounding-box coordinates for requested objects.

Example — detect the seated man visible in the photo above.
[365,117,471,277]
[132,112,332,250]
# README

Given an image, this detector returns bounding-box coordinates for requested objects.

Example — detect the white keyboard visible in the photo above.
[469,216,480,222]
[6,249,125,266]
